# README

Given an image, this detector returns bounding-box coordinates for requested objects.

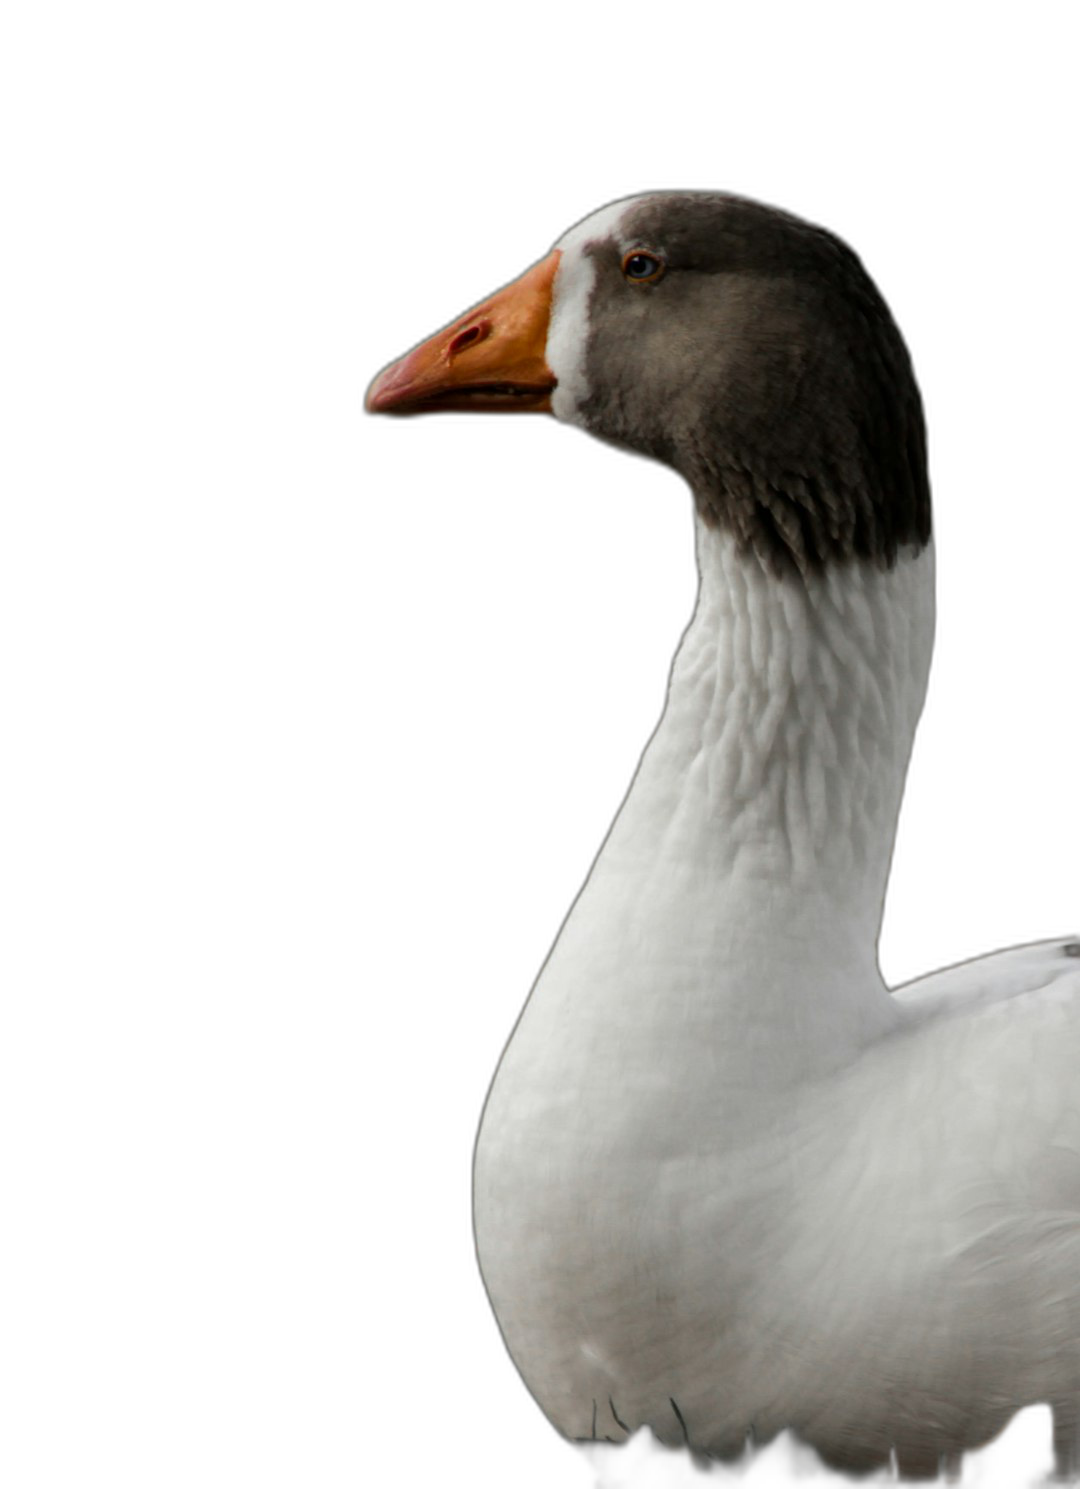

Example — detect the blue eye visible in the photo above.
[622,251,664,283]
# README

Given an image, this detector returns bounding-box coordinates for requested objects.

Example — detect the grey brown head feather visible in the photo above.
[573,194,931,573]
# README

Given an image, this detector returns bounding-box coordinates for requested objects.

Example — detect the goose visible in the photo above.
[365,193,1080,1480]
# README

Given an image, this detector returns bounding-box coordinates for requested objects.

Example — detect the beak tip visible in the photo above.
[365,368,401,414]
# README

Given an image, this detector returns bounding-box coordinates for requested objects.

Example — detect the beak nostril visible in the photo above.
[447,321,491,360]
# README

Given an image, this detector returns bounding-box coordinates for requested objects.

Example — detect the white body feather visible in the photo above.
[473,205,1080,1471]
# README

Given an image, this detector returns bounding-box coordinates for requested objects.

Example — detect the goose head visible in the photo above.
[366,192,931,573]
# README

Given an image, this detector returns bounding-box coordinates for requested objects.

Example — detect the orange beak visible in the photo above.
[365,250,560,415]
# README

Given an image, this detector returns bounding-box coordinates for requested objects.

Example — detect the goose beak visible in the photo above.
[365,250,560,414]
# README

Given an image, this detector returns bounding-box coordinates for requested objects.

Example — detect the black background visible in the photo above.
[351,101,1072,1477]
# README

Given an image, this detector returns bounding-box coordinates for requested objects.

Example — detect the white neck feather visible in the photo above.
[528,517,935,1086]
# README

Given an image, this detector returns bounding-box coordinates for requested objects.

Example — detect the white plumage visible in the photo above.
[473,513,1080,1476]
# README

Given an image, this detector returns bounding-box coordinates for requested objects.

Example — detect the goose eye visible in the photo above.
[622,251,664,284]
